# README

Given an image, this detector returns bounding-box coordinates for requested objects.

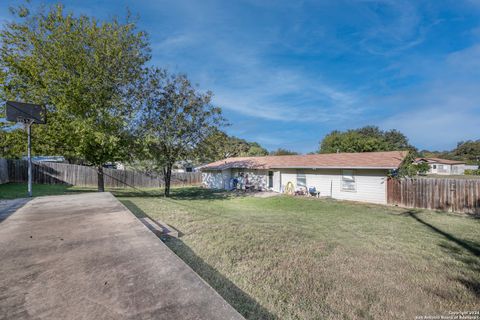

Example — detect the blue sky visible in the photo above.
[2,0,480,153]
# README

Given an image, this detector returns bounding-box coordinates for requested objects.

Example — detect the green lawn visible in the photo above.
[118,188,480,320]
[1,183,479,319]
[0,183,166,199]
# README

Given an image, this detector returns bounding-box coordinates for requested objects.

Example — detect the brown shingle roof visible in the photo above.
[201,151,408,170]
[415,157,465,165]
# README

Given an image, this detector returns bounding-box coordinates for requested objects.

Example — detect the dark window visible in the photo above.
[268,171,273,188]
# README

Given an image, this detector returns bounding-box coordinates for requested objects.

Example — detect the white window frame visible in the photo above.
[341,169,356,192]
[296,170,306,188]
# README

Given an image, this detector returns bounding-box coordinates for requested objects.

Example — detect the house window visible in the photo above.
[433,165,437,169]
[342,170,356,191]
[296,170,306,188]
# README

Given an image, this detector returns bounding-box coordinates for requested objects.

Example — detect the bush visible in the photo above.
[464,169,480,175]
[416,162,430,175]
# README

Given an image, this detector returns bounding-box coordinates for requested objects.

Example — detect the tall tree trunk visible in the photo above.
[163,165,172,197]
[97,165,105,192]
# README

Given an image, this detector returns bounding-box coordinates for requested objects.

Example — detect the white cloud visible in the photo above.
[212,70,361,123]
[382,107,480,150]
[447,44,480,70]
[361,39,479,150]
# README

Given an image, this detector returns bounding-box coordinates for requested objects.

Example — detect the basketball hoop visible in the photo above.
[5,101,47,197]
[6,101,46,124]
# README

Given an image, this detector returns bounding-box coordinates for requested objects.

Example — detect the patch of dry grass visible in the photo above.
[120,188,480,320]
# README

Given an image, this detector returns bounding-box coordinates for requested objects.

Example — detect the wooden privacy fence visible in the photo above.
[5,159,201,188]
[0,159,8,184]
[387,177,480,215]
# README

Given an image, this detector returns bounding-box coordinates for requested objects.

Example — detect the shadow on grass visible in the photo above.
[122,199,277,320]
[403,210,480,257]
[115,187,252,201]
[404,210,480,298]
[438,241,480,298]
[122,200,184,237]
[112,187,222,199]
[165,237,277,320]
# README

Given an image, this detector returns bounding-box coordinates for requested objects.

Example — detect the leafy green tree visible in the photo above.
[319,126,415,153]
[0,4,150,191]
[419,140,480,164]
[245,142,269,157]
[270,148,298,156]
[135,69,224,196]
[384,129,413,151]
[391,152,430,178]
[395,152,417,177]
[0,124,25,158]
[453,140,480,164]
[196,130,268,162]
[415,162,430,175]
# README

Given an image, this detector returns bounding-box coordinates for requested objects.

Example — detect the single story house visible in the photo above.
[414,157,465,175]
[200,151,408,205]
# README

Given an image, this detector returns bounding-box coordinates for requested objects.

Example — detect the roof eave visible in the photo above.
[202,166,398,170]
[268,166,398,170]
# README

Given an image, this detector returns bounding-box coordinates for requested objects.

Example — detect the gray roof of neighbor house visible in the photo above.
[415,157,465,165]
[200,151,408,171]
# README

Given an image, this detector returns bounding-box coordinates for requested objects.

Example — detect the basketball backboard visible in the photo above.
[5,101,47,124]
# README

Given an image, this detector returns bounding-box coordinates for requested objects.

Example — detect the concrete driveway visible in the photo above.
[0,193,244,320]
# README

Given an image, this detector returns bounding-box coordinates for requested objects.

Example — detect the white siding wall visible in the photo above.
[231,169,268,190]
[451,164,465,175]
[222,169,232,188]
[280,169,388,204]
[202,169,232,189]
[428,163,466,175]
[428,164,451,175]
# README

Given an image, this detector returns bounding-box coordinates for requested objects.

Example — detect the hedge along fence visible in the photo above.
[4,159,201,189]
[387,177,480,215]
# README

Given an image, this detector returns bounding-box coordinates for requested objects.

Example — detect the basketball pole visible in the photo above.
[6,101,47,197]
[27,120,33,197]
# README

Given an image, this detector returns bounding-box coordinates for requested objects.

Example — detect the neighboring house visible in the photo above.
[172,160,196,173]
[200,151,408,205]
[414,157,466,175]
